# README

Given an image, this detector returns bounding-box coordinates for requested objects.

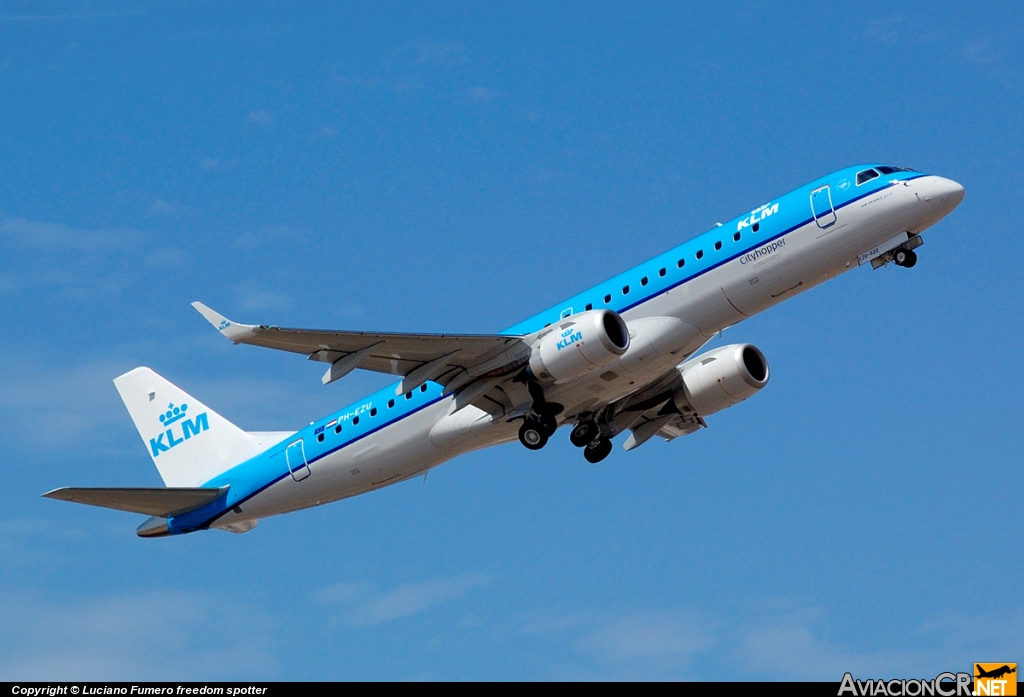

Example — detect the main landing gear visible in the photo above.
[517,380,561,451]
[893,248,917,268]
[569,420,600,447]
[519,412,557,450]
[514,380,614,463]
[583,436,613,463]
[571,419,613,463]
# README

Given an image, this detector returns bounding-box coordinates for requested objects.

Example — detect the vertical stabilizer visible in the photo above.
[114,367,261,487]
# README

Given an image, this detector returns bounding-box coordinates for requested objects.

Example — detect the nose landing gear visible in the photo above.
[893,248,917,268]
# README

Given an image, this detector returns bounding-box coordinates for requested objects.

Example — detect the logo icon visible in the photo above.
[159,402,189,426]
[150,402,210,458]
[838,178,851,192]
[975,664,1017,696]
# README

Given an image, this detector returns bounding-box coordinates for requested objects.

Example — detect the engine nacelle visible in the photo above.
[529,310,630,383]
[673,343,769,417]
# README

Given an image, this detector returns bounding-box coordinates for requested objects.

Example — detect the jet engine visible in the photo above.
[529,310,630,383]
[673,343,769,417]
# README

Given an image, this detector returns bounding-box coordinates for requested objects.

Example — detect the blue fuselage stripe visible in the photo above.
[174,393,446,532]
[612,177,918,315]
[172,167,922,533]
[501,172,923,335]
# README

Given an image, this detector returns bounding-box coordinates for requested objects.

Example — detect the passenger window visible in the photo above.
[405,392,412,400]
[388,399,394,408]
[752,222,759,232]
[370,408,377,417]
[421,384,428,392]
[353,416,360,426]
[659,268,666,277]
[640,276,648,286]
[696,250,704,260]
[733,232,741,241]
[317,433,324,443]
[714,241,722,251]
[856,169,880,185]
[604,294,611,303]
[677,259,685,268]
[334,424,341,434]
[622,285,629,295]
[585,303,593,311]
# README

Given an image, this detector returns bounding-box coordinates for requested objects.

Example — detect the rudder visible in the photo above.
[114,367,261,487]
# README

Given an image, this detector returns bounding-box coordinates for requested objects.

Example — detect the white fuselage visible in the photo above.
[211,175,962,530]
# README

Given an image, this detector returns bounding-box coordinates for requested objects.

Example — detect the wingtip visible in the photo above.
[191,300,228,326]
[191,301,257,342]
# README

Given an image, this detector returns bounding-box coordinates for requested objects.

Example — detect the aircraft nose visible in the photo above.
[934,177,965,210]
[907,175,964,233]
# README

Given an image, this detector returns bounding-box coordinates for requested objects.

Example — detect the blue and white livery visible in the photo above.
[45,165,965,537]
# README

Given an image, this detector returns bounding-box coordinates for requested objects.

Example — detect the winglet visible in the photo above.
[191,301,259,342]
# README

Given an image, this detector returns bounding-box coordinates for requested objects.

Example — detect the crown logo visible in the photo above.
[218,320,231,331]
[159,402,189,426]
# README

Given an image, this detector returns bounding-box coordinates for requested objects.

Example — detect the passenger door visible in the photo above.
[285,439,311,482]
[810,185,837,228]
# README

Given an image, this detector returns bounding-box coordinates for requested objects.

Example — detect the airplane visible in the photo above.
[976,665,1017,680]
[44,164,965,537]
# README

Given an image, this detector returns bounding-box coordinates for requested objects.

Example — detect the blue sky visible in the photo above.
[1,0,1022,681]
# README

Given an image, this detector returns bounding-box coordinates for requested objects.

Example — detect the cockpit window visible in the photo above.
[876,166,916,175]
[856,169,880,185]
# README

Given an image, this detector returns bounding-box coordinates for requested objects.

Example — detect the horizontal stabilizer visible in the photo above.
[43,486,228,517]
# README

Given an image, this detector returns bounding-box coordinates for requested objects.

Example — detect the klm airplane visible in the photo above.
[45,165,964,537]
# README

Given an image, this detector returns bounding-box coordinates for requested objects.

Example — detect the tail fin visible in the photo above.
[114,367,262,487]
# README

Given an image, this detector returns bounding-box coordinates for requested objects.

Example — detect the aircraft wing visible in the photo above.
[192,302,530,394]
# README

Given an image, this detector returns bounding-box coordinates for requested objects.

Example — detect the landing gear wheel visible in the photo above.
[519,420,549,450]
[894,248,917,268]
[570,420,600,447]
[539,412,558,438]
[583,437,613,463]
